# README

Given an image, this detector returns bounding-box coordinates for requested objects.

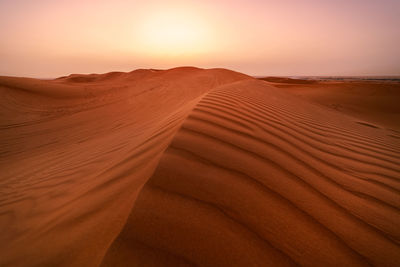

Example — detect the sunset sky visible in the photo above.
[1,0,399,77]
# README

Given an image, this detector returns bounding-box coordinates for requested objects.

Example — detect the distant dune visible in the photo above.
[263,77,400,131]
[258,76,317,84]
[0,68,399,266]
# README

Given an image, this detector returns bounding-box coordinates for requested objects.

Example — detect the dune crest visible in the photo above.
[1,68,399,266]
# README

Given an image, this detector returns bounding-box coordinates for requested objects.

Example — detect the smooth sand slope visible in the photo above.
[1,68,399,266]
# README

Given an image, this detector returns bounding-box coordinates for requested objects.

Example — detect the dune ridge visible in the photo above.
[0,67,251,266]
[0,68,399,266]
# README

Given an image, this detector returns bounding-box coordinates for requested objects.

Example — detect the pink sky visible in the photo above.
[1,0,399,77]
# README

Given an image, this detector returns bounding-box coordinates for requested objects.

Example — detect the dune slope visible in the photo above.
[1,68,399,266]
[0,67,251,266]
[102,79,400,266]
[264,78,400,132]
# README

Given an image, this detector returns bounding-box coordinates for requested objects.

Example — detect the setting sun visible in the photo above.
[135,6,214,57]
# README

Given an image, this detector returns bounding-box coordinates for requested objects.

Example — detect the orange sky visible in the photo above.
[1,0,399,77]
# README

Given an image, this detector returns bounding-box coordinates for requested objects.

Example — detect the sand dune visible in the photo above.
[265,78,400,132]
[258,76,317,84]
[0,68,399,266]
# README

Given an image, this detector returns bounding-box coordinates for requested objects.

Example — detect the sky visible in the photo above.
[0,0,399,77]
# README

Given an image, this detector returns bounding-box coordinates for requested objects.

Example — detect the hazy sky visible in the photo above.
[1,0,399,77]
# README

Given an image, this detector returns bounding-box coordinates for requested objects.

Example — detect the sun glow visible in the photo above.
[135,6,214,57]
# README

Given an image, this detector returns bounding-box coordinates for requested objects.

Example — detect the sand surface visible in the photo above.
[261,77,400,131]
[1,68,399,266]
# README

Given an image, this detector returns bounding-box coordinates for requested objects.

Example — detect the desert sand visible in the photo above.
[0,67,399,266]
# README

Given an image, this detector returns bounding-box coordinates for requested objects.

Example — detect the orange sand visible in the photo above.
[1,68,399,266]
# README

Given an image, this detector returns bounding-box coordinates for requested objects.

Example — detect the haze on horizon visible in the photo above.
[1,0,399,78]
